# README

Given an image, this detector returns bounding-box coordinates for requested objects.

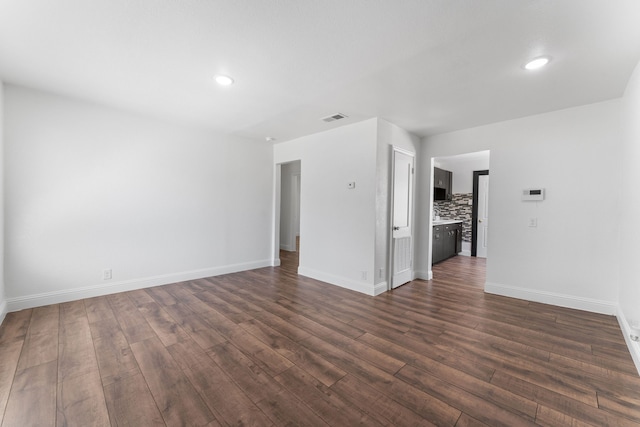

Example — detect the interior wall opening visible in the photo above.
[431,150,490,282]
[279,160,301,272]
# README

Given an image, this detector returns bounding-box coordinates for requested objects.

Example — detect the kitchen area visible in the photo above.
[431,151,490,264]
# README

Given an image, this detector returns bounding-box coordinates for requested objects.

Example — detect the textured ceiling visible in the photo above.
[1,0,640,142]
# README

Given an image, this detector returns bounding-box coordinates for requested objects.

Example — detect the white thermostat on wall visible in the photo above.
[522,188,545,201]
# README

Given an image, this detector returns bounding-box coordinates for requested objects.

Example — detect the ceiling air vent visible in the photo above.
[321,113,348,123]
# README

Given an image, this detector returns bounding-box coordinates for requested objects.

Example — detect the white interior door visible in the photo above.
[476,174,489,258]
[391,148,415,289]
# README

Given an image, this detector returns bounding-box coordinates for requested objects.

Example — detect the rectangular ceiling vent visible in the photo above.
[321,112,348,123]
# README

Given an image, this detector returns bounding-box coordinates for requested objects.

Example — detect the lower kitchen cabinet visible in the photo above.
[433,226,444,263]
[432,222,462,264]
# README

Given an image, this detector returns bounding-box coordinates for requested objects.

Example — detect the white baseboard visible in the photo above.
[279,244,296,251]
[617,306,640,376]
[6,259,272,312]
[0,298,7,327]
[484,282,618,315]
[373,281,388,296]
[297,266,376,296]
[415,270,432,281]
[272,258,281,267]
[461,242,471,256]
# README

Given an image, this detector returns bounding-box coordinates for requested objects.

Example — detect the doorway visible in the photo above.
[431,151,490,277]
[279,161,301,271]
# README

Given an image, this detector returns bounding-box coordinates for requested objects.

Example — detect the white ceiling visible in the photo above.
[1,0,640,143]
[437,150,491,166]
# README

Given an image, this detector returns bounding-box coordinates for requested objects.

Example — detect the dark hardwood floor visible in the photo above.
[1,252,640,426]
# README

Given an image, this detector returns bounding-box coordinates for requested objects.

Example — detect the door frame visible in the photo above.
[471,170,489,257]
[293,173,301,242]
[280,169,300,252]
[272,164,282,266]
[273,160,302,266]
[388,146,416,290]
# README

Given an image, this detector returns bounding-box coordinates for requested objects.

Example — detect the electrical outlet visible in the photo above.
[361,271,367,281]
[528,218,537,228]
[378,268,384,279]
[103,269,112,280]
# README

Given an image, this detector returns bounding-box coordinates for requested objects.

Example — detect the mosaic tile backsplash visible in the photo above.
[434,193,473,242]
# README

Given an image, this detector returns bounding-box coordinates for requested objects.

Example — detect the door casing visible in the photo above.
[471,170,489,257]
[389,147,416,290]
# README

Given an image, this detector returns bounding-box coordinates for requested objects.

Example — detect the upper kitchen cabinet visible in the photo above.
[434,167,452,201]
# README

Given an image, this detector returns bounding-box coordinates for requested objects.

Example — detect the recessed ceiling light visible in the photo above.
[265,137,276,142]
[524,56,551,70]
[214,75,234,86]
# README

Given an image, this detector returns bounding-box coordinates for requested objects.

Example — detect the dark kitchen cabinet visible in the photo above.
[434,167,452,201]
[443,224,456,258]
[434,167,447,187]
[433,222,462,264]
[433,225,444,264]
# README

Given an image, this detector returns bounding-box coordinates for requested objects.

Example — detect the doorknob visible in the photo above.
[479,219,483,223]
[393,226,400,230]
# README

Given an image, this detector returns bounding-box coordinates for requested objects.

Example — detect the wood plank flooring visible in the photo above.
[1,253,640,426]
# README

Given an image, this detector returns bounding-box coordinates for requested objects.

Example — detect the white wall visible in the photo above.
[375,119,421,288]
[279,160,301,251]
[274,118,420,296]
[274,119,379,295]
[0,82,5,324]
[419,100,622,314]
[435,151,490,194]
[4,85,273,310]
[618,60,640,371]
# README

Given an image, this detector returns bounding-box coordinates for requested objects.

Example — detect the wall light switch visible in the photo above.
[528,218,537,228]
[347,182,356,189]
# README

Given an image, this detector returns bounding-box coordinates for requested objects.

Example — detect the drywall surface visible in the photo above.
[4,85,273,309]
[618,59,640,365]
[420,99,622,313]
[435,151,490,194]
[274,119,378,295]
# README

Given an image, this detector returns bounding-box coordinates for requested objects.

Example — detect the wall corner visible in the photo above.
[617,306,640,376]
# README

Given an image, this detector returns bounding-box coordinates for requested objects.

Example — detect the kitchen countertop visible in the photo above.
[433,219,463,225]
